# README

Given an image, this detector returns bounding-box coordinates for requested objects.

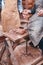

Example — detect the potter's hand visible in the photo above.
[22,9,31,15]
[22,9,31,19]
[38,9,43,16]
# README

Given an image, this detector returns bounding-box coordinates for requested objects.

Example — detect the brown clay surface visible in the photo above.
[14,44,42,65]
[0,42,42,65]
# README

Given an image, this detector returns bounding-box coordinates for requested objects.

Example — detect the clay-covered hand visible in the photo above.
[22,9,31,19]
[22,9,31,15]
[38,9,43,16]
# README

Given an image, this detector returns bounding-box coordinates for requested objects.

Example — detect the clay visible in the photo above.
[14,45,41,65]
[13,28,26,35]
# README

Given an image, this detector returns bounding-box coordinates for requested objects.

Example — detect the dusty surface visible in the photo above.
[0,41,43,65]
[14,44,42,65]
